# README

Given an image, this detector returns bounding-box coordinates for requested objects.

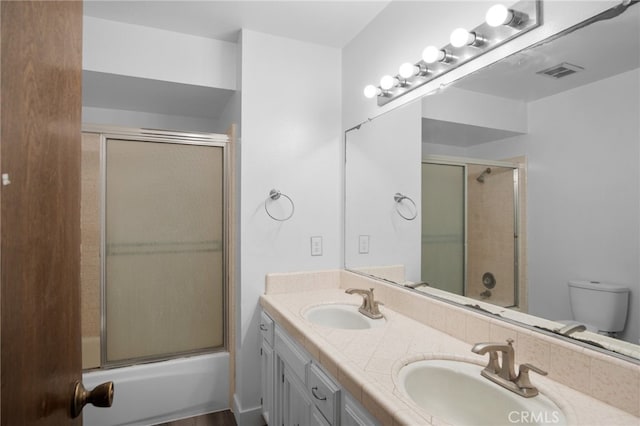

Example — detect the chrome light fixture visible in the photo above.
[486,4,530,27]
[365,0,540,106]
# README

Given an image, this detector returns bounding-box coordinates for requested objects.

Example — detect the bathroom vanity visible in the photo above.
[259,309,379,426]
[260,269,639,425]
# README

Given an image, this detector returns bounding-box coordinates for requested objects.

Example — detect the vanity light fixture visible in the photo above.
[399,62,429,79]
[363,84,381,99]
[486,4,530,28]
[422,46,452,64]
[450,28,485,48]
[365,0,540,106]
[380,74,399,90]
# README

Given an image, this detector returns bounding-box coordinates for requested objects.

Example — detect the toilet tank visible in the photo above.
[569,280,629,333]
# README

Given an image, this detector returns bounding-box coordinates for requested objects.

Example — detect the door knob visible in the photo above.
[71,380,114,418]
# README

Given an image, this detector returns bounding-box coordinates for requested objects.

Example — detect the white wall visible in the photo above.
[526,69,640,344]
[236,30,341,423]
[422,87,527,133]
[82,106,223,133]
[345,100,422,281]
[82,17,239,134]
[83,16,236,89]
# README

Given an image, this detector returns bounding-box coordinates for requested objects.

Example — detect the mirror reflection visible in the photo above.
[345,3,639,358]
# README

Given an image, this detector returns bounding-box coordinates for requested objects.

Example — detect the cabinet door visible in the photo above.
[310,406,331,426]
[342,393,381,426]
[283,367,312,426]
[261,341,275,424]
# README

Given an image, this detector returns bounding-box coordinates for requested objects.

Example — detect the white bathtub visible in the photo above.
[82,352,230,426]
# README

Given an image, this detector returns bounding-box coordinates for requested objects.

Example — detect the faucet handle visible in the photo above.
[519,363,547,377]
[370,300,383,316]
[516,363,548,395]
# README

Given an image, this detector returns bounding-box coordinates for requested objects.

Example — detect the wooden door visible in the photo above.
[1,1,83,424]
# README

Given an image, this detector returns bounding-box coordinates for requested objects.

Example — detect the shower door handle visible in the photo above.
[71,380,114,418]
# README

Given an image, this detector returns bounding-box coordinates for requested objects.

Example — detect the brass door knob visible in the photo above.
[71,380,114,418]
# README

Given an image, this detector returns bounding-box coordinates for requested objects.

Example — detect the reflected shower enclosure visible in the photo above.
[81,130,228,369]
[421,159,520,307]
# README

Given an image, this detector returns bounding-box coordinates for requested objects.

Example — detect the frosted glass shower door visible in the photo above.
[421,163,465,295]
[105,139,225,364]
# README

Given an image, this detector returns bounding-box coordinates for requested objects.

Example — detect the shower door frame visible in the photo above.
[423,155,521,308]
[84,124,231,368]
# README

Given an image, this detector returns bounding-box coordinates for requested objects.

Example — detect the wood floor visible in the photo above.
[158,410,237,426]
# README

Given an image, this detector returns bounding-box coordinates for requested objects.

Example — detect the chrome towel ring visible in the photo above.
[265,189,295,221]
[394,192,417,221]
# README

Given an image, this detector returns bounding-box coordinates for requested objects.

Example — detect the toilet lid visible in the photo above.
[568,280,629,293]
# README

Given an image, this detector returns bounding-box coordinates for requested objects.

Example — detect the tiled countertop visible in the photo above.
[260,272,640,426]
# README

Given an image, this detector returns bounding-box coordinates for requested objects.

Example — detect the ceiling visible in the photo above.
[83,0,392,48]
[456,2,640,102]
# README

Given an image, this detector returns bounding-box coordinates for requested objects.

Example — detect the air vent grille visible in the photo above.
[537,62,584,79]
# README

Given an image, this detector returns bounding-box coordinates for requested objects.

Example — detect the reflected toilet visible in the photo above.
[559,280,630,338]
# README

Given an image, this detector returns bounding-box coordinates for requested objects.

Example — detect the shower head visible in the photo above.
[476,167,491,183]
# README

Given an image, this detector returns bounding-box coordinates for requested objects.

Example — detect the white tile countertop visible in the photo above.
[260,270,640,426]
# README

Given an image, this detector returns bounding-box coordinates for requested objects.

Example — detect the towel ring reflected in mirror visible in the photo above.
[394,192,417,221]
[265,189,295,221]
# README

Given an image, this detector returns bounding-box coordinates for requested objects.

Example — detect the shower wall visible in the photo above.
[81,132,102,368]
[467,163,518,307]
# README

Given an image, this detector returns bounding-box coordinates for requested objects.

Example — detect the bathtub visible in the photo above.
[82,352,230,426]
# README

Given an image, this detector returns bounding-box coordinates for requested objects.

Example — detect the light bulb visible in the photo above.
[399,62,418,79]
[486,4,513,27]
[422,45,445,64]
[363,85,380,99]
[450,28,475,48]
[380,75,398,90]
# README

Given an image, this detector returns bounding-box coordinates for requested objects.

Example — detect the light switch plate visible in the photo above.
[311,236,323,256]
[359,235,370,254]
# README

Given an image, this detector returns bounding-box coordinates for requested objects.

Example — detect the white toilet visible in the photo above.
[564,280,630,337]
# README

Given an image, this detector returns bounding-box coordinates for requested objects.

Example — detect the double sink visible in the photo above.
[303,302,567,426]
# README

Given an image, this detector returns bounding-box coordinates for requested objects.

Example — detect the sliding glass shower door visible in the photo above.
[104,138,225,365]
[421,159,519,307]
[421,163,466,295]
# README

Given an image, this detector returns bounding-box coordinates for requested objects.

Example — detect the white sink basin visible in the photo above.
[304,304,386,330]
[398,359,566,426]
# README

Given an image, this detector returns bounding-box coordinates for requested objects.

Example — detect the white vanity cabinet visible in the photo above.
[281,363,315,426]
[261,310,380,426]
[342,393,379,426]
[259,311,275,424]
[275,324,315,426]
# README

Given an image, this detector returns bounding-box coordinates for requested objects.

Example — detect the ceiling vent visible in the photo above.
[537,62,584,79]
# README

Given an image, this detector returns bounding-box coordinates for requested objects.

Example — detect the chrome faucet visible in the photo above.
[471,339,547,398]
[404,281,430,289]
[345,288,383,319]
[555,323,586,336]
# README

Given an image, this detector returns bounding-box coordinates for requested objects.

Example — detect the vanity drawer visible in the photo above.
[275,326,310,384]
[307,362,341,425]
[259,311,274,346]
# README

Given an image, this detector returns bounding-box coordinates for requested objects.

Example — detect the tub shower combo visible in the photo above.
[421,157,522,308]
[80,127,230,425]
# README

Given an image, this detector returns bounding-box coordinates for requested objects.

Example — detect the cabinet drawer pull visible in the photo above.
[311,386,327,401]
[259,323,268,331]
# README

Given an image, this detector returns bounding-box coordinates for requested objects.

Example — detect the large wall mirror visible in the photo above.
[345,2,639,361]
